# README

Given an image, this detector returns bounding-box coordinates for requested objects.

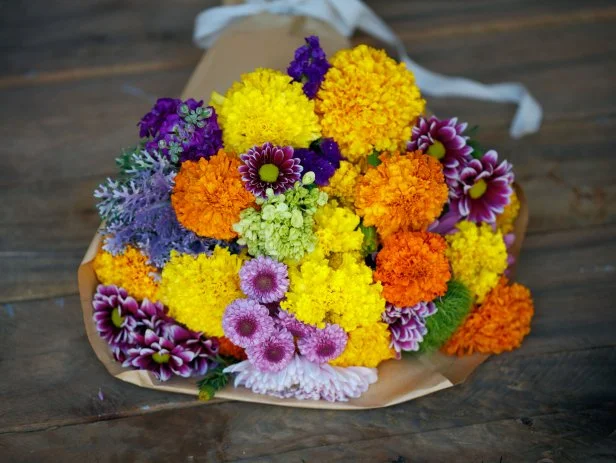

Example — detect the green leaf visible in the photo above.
[366,150,381,167]
[467,138,485,159]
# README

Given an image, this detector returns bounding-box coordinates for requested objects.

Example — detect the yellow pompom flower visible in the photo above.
[330,322,395,368]
[156,247,245,337]
[314,200,364,255]
[496,189,521,234]
[316,45,425,161]
[211,68,321,153]
[281,252,385,332]
[93,246,159,301]
[446,221,508,303]
[322,160,361,209]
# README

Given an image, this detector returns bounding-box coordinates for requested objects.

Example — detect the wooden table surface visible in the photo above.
[1,1,615,461]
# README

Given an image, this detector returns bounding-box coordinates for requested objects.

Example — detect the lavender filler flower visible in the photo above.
[239,256,289,303]
[287,35,331,99]
[382,301,438,356]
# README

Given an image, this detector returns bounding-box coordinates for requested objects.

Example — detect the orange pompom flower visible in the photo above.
[216,336,247,360]
[375,231,451,307]
[442,277,534,356]
[355,151,448,238]
[171,150,255,240]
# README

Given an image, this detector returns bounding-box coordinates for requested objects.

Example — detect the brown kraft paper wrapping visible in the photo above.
[78,13,529,409]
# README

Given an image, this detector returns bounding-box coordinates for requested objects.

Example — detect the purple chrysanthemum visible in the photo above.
[92,285,139,357]
[294,138,343,186]
[239,256,289,303]
[139,98,222,163]
[238,143,303,197]
[382,302,438,355]
[298,324,347,363]
[222,299,275,348]
[275,309,315,340]
[165,324,220,376]
[133,298,172,337]
[427,209,463,235]
[287,35,331,99]
[246,329,295,372]
[408,116,473,186]
[450,150,514,223]
[124,329,196,381]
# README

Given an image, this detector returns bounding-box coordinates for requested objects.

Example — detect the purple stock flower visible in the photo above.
[297,324,347,363]
[408,116,473,186]
[139,98,222,163]
[275,310,315,340]
[92,284,139,358]
[239,256,289,303]
[287,35,330,99]
[246,329,295,372]
[222,299,276,348]
[382,301,437,355]
[238,143,303,197]
[124,329,196,381]
[450,150,514,224]
[294,138,343,186]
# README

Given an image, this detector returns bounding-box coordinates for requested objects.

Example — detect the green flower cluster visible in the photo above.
[233,173,328,261]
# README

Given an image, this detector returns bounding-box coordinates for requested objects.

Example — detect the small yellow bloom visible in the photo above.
[314,200,364,256]
[330,322,395,368]
[322,161,361,209]
[496,189,521,234]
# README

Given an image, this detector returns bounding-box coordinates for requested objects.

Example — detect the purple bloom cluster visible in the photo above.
[139,98,223,163]
[287,36,331,99]
[95,149,235,267]
[92,284,219,381]
[294,138,343,186]
[382,301,438,356]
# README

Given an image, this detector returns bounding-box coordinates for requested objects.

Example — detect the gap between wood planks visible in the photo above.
[0,5,614,90]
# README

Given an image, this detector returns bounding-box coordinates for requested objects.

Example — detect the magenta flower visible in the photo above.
[382,302,437,355]
[92,285,139,357]
[451,150,514,223]
[165,324,220,376]
[134,298,172,338]
[124,329,196,381]
[246,329,295,372]
[408,116,472,186]
[275,309,315,340]
[298,324,347,363]
[239,256,289,303]
[238,143,303,197]
[222,299,275,348]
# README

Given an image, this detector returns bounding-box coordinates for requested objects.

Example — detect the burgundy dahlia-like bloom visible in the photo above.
[239,256,289,303]
[408,116,472,186]
[124,329,196,381]
[287,35,331,99]
[246,329,295,372]
[92,285,139,353]
[222,299,275,348]
[382,302,437,355]
[275,310,315,340]
[450,150,514,223]
[238,143,303,197]
[298,324,347,363]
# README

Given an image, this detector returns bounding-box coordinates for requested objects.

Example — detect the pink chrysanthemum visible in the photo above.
[382,302,437,355]
[222,299,275,348]
[238,142,303,197]
[275,309,315,339]
[239,256,289,303]
[246,329,295,372]
[298,324,347,363]
[408,116,472,186]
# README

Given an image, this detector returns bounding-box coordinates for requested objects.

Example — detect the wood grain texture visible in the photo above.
[1,0,616,460]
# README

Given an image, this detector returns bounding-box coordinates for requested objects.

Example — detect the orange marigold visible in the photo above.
[172,150,255,240]
[355,151,448,238]
[442,277,534,356]
[216,336,247,360]
[375,231,451,307]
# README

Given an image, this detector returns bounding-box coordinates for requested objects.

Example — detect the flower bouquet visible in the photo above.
[79,21,532,409]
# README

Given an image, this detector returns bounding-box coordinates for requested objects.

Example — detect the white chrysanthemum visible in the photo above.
[224,355,377,402]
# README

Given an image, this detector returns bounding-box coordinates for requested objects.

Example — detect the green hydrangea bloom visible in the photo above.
[233,175,328,260]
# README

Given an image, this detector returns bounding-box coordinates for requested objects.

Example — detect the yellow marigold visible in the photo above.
[321,160,360,209]
[375,231,450,308]
[93,246,158,301]
[171,150,255,240]
[156,247,245,337]
[445,221,508,303]
[281,252,385,332]
[330,322,395,368]
[314,200,364,255]
[442,277,534,356]
[316,44,425,161]
[496,189,521,234]
[355,151,448,238]
[211,68,321,153]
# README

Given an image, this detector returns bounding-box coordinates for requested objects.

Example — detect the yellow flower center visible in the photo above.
[469,179,488,199]
[152,352,170,364]
[427,140,446,160]
[259,164,280,183]
[111,308,125,328]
